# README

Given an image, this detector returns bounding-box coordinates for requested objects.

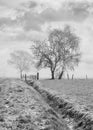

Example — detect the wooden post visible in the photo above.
[67,73,69,80]
[22,74,24,80]
[25,74,27,81]
[72,74,74,80]
[86,74,88,80]
[37,72,39,80]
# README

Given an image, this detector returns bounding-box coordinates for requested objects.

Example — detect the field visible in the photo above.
[0,78,92,130]
[0,78,69,130]
[40,79,93,112]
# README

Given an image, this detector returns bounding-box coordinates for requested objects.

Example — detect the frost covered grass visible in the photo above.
[32,80,93,130]
[0,79,69,130]
[40,79,93,112]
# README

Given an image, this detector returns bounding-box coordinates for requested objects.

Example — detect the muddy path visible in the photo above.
[0,79,69,130]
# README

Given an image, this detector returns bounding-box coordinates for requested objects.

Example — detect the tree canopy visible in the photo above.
[32,25,81,79]
[8,50,33,79]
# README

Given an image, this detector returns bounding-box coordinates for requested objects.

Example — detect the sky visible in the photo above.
[0,0,93,78]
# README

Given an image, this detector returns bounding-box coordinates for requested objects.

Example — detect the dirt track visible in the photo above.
[0,79,69,130]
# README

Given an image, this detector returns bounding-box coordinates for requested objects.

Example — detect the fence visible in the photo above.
[22,73,39,81]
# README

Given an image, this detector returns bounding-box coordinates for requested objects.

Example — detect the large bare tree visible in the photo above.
[8,50,33,79]
[32,25,81,79]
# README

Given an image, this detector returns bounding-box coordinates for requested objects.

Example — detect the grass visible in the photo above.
[40,79,93,111]
[0,79,69,130]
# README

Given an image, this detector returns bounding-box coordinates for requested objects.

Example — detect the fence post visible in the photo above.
[25,74,27,81]
[67,73,69,80]
[86,74,88,80]
[37,72,39,80]
[72,74,74,80]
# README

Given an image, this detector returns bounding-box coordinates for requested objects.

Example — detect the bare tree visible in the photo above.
[32,25,81,79]
[8,50,33,79]
[49,26,81,79]
[31,40,58,79]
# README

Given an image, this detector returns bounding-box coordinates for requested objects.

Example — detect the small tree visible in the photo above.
[32,25,81,79]
[8,50,33,79]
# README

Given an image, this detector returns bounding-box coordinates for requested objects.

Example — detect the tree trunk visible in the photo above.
[51,71,55,79]
[37,72,39,80]
[58,70,64,79]
[20,71,23,79]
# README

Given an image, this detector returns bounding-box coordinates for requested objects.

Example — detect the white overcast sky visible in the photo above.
[0,0,93,78]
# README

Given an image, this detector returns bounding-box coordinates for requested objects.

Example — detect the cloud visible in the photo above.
[22,1,37,9]
[18,11,44,31]
[0,0,92,40]
[15,1,92,32]
[14,30,47,41]
[0,0,92,32]
[0,0,30,8]
[40,1,90,22]
[0,1,39,31]
[0,18,17,29]
[0,0,92,46]
[0,6,15,18]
